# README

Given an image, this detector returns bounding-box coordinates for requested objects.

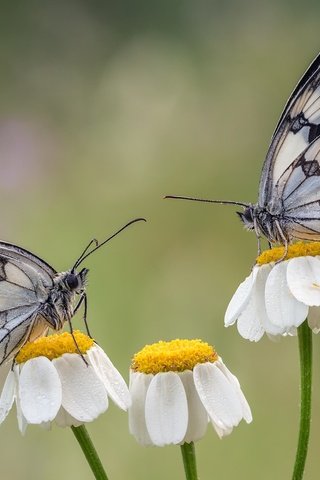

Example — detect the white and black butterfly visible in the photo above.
[0,218,145,365]
[166,52,320,254]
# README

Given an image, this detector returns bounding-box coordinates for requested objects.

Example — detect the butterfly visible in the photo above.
[166,52,320,255]
[0,218,145,365]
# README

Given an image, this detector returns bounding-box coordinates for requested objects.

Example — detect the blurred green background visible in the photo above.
[0,1,320,479]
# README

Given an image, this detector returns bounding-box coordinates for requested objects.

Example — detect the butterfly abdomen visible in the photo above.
[39,289,74,330]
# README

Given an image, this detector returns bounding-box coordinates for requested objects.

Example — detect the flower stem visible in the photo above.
[292,321,312,480]
[71,425,109,480]
[180,442,198,480]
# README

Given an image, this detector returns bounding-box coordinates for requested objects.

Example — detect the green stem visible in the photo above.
[292,321,312,480]
[71,425,109,480]
[180,442,198,480]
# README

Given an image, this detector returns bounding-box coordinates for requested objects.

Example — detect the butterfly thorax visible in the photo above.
[238,204,291,244]
[39,269,88,331]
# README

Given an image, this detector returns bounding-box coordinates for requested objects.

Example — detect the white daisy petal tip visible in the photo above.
[87,346,131,411]
[0,330,129,431]
[193,361,252,437]
[307,307,320,333]
[224,267,259,327]
[129,339,252,446]
[0,370,16,424]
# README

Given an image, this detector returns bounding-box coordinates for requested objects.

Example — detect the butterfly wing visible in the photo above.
[0,306,45,365]
[259,53,320,209]
[271,136,320,240]
[0,242,57,364]
[0,241,56,287]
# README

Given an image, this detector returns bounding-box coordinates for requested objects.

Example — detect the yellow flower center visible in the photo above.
[15,330,94,364]
[131,339,218,374]
[256,241,320,265]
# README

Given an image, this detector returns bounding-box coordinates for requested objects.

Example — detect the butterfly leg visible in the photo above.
[253,217,262,255]
[274,220,289,262]
[11,356,17,371]
[79,293,93,338]
[67,318,89,366]
[73,294,84,316]
[257,237,261,256]
[82,293,93,338]
[73,293,93,338]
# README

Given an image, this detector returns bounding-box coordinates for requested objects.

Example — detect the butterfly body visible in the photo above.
[0,246,89,365]
[36,269,88,330]
[237,204,290,244]
[0,217,146,365]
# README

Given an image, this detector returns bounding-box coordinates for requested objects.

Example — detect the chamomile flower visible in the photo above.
[129,339,252,446]
[0,331,131,433]
[225,242,320,341]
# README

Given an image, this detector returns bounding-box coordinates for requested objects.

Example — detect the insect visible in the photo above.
[0,218,145,365]
[166,52,320,255]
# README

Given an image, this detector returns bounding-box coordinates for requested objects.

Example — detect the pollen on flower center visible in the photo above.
[256,241,320,265]
[15,330,94,364]
[131,339,218,374]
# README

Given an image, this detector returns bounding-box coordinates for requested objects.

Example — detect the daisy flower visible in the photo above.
[225,242,320,341]
[128,339,252,446]
[0,330,131,433]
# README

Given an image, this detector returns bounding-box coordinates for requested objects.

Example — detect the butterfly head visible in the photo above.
[64,268,89,293]
[237,205,255,231]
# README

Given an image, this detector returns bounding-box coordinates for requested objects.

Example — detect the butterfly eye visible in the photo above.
[65,273,80,291]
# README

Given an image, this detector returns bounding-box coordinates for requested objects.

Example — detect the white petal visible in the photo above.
[87,346,131,410]
[193,363,244,438]
[307,307,320,333]
[55,407,83,428]
[237,265,277,340]
[0,370,15,423]
[19,357,62,423]
[128,371,153,445]
[53,353,108,422]
[14,367,28,434]
[224,267,259,326]
[214,424,233,437]
[145,372,188,446]
[265,261,308,330]
[237,309,264,341]
[267,327,297,340]
[179,370,208,444]
[287,257,320,306]
[214,359,252,423]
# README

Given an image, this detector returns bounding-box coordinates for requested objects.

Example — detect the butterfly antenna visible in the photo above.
[164,195,249,208]
[73,218,146,270]
[73,238,99,270]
